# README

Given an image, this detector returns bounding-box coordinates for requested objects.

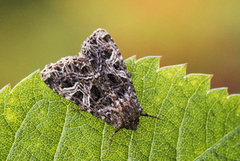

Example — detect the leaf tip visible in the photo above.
[209,74,214,80]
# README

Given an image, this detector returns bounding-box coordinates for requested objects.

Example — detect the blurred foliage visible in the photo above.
[0,1,240,93]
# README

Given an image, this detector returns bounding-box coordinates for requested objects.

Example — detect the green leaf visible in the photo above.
[1,56,240,160]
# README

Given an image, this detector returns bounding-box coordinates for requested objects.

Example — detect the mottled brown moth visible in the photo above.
[41,29,164,150]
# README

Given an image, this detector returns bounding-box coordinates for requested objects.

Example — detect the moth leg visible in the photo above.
[108,128,120,150]
[140,113,164,121]
[130,63,135,77]
[70,108,86,112]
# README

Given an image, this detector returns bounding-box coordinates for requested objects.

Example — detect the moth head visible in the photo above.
[122,101,142,130]
[124,117,140,130]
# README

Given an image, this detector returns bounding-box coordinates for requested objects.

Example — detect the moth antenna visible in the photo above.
[140,113,164,121]
[108,128,120,150]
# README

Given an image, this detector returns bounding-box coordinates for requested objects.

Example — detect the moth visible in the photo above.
[41,29,164,149]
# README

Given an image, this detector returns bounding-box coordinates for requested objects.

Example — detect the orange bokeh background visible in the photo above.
[0,1,239,94]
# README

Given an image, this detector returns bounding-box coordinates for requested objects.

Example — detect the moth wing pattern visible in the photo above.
[41,55,93,109]
[41,29,143,131]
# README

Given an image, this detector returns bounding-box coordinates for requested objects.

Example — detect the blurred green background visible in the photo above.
[0,1,239,94]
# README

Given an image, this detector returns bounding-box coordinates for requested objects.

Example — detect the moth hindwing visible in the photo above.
[41,28,163,150]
